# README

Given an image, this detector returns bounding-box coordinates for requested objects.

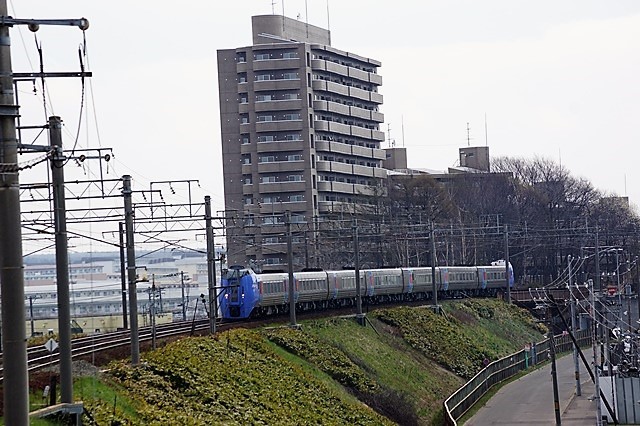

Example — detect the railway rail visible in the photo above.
[0,289,579,382]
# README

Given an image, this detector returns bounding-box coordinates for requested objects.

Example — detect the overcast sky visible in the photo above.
[12,1,640,252]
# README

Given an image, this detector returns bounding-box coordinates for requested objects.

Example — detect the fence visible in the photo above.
[443,328,591,425]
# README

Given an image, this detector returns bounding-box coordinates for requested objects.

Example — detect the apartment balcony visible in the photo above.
[254,79,301,92]
[256,140,304,153]
[252,58,300,71]
[255,120,303,133]
[258,181,307,193]
[257,160,305,174]
[254,99,302,112]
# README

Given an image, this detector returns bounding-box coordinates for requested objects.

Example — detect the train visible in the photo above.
[219,262,514,320]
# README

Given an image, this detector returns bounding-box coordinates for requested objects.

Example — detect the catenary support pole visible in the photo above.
[181,271,187,321]
[505,224,511,303]
[50,115,73,404]
[591,280,603,426]
[548,307,562,426]
[0,1,30,422]
[123,175,140,365]
[205,196,217,334]
[431,223,439,310]
[119,222,128,329]
[568,256,581,396]
[287,211,297,327]
[353,219,364,325]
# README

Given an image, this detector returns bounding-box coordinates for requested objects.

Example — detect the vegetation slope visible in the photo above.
[30,299,544,425]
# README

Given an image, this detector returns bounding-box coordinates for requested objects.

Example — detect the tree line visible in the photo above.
[313,156,640,288]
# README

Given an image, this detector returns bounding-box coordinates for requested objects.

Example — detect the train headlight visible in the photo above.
[224,294,229,299]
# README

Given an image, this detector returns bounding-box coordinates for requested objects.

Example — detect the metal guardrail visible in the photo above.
[443,329,591,425]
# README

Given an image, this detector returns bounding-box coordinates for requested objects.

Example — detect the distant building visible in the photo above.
[24,264,106,286]
[217,15,386,271]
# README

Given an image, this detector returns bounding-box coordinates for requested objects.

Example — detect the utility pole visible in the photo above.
[28,296,38,337]
[0,3,29,421]
[547,306,562,426]
[353,219,364,325]
[50,115,73,404]
[568,255,581,396]
[119,222,128,329]
[205,196,217,334]
[504,224,511,303]
[591,279,603,426]
[181,271,187,321]
[123,175,140,365]
[287,211,297,327]
[150,276,156,350]
[431,222,439,311]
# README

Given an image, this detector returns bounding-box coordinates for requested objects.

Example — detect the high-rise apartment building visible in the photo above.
[217,15,386,271]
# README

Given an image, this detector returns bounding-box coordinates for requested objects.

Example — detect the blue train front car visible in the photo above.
[219,266,260,319]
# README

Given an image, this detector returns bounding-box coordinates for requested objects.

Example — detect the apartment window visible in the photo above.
[262,196,276,204]
[282,72,298,80]
[289,195,304,202]
[239,94,248,104]
[244,197,253,205]
[290,214,306,223]
[241,155,251,165]
[242,136,250,144]
[285,133,301,140]
[256,94,273,102]
[263,236,279,244]
[243,176,252,185]
[287,175,303,182]
[283,52,298,59]
[257,115,274,122]
[260,176,277,183]
[255,53,271,61]
[283,113,301,121]
[238,73,247,83]
[286,154,303,162]
[256,74,272,81]
[259,155,276,163]
[237,53,246,63]
[240,115,249,124]
[282,93,299,100]
[257,135,275,142]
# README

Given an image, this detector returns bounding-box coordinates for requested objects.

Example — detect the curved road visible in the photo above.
[465,349,599,425]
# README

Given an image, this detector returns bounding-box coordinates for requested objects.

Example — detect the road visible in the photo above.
[465,349,599,425]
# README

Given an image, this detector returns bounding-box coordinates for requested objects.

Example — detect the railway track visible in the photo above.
[0,319,219,381]
[0,291,566,381]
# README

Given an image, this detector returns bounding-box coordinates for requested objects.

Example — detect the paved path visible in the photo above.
[465,349,598,425]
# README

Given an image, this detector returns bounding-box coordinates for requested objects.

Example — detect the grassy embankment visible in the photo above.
[13,298,545,425]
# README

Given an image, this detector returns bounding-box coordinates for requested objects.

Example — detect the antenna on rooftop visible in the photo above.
[305,0,309,38]
[401,115,405,147]
[484,113,488,146]
[326,0,331,42]
[271,0,276,14]
[466,122,471,146]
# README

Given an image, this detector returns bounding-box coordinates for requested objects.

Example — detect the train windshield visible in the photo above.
[224,267,251,304]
